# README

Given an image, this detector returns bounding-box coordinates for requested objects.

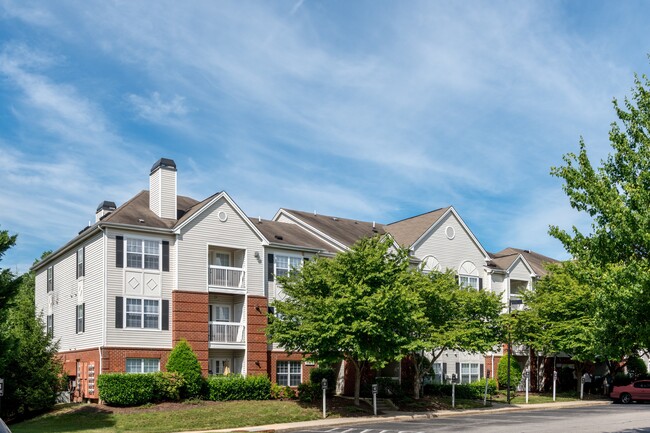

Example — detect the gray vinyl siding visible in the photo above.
[413,212,486,279]
[160,169,176,219]
[275,214,297,224]
[150,169,161,216]
[34,267,48,324]
[509,258,532,281]
[105,228,174,349]
[177,196,264,296]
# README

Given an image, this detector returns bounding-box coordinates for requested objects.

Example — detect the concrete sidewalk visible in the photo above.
[181,399,612,433]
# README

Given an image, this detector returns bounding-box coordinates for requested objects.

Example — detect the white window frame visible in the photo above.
[274,254,303,278]
[125,358,160,374]
[47,266,53,292]
[210,251,232,267]
[125,297,160,330]
[432,362,444,384]
[509,279,528,299]
[125,237,161,270]
[277,360,301,386]
[209,304,231,322]
[77,247,84,278]
[460,362,480,384]
[458,275,479,290]
[76,304,84,334]
[209,358,232,375]
[46,314,54,337]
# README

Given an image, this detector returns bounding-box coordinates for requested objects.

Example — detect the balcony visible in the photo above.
[208,265,246,293]
[208,322,246,348]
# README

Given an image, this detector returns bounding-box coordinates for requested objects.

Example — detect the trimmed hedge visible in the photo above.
[298,383,321,402]
[309,367,336,396]
[98,372,186,406]
[423,378,497,399]
[166,339,204,398]
[98,373,156,406]
[207,375,271,401]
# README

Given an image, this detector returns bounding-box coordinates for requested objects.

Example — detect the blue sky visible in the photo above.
[1,0,649,273]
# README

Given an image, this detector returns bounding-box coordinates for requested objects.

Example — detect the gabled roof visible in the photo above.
[274,209,385,249]
[488,247,558,277]
[102,190,199,229]
[385,207,449,247]
[252,219,336,253]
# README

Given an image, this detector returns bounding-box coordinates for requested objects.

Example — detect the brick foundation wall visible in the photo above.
[59,348,101,402]
[247,295,269,375]
[101,347,171,373]
[172,290,209,374]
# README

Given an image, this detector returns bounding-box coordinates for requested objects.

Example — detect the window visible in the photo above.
[432,363,444,384]
[76,304,85,334]
[46,314,54,337]
[126,238,160,270]
[510,280,528,298]
[460,363,480,384]
[212,252,230,266]
[125,298,159,329]
[275,255,302,278]
[277,361,301,386]
[47,266,53,292]
[459,275,479,290]
[209,304,231,322]
[77,247,84,278]
[125,358,160,373]
[209,358,231,375]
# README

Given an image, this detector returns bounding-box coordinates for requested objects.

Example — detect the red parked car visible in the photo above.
[610,380,650,404]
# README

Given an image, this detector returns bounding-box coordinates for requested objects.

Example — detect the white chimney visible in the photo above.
[150,158,177,219]
[96,201,116,222]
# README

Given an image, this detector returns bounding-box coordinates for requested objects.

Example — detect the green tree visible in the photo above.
[497,354,522,390]
[550,70,650,355]
[406,270,502,398]
[166,339,204,398]
[0,228,20,317]
[0,252,64,419]
[267,235,423,405]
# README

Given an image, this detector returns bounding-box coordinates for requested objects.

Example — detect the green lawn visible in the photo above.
[491,391,607,405]
[9,400,329,433]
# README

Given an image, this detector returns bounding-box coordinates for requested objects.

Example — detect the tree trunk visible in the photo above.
[353,360,362,406]
[412,355,421,400]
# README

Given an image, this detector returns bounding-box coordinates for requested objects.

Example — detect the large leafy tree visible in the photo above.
[406,270,502,398]
[267,235,423,405]
[550,70,650,355]
[0,250,64,420]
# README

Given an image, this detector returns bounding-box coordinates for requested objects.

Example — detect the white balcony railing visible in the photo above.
[208,265,245,290]
[208,322,246,344]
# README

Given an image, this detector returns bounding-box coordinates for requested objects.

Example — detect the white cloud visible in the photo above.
[128,92,189,123]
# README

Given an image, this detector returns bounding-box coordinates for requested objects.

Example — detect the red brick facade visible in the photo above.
[172,290,209,374]
[58,348,101,402]
[247,295,269,375]
[101,347,171,373]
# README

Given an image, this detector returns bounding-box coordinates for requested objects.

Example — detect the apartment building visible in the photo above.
[32,158,556,401]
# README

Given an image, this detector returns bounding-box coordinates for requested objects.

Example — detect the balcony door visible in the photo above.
[210,304,231,322]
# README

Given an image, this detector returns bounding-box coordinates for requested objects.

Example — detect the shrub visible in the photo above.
[497,355,522,390]
[613,372,632,386]
[166,339,204,398]
[309,367,336,396]
[298,383,321,402]
[207,375,271,401]
[97,373,155,406]
[152,372,185,402]
[270,383,297,399]
[376,377,404,399]
[626,356,648,379]
[423,378,497,399]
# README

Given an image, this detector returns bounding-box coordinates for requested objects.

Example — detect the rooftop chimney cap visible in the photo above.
[96,201,117,212]
[151,158,177,174]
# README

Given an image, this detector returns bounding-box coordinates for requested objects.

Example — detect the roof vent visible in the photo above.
[274,235,283,240]
[332,217,338,221]
[96,200,117,222]
[138,218,145,223]
[524,250,531,254]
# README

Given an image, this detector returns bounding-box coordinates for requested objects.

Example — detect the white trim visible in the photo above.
[124,296,162,330]
[505,254,536,276]
[174,192,268,244]
[411,207,490,260]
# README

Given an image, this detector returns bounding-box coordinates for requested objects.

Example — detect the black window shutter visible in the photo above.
[455,274,459,285]
[443,363,447,382]
[82,247,85,277]
[116,236,124,268]
[162,300,169,330]
[478,277,483,290]
[75,305,79,333]
[82,304,85,333]
[209,305,212,321]
[162,241,170,272]
[303,257,309,262]
[115,296,123,328]
[267,254,274,282]
[51,314,54,336]
[76,249,79,279]
[480,363,484,378]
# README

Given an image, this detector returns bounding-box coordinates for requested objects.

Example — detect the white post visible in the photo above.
[483,371,489,406]
[321,378,327,419]
[553,370,557,402]
[525,370,529,404]
[451,374,457,409]
[580,376,585,400]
